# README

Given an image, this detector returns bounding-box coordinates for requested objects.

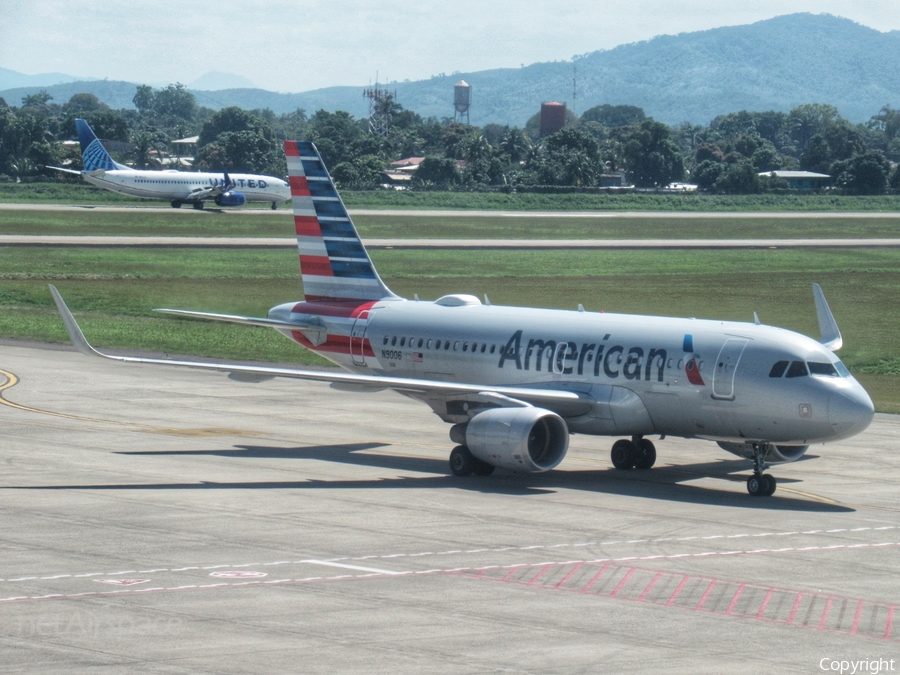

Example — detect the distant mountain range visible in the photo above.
[0,67,98,90]
[3,13,899,126]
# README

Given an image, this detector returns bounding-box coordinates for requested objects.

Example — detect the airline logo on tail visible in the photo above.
[75,119,117,172]
[284,141,396,304]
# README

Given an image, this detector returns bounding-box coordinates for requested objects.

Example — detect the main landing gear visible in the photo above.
[449,445,495,477]
[610,436,657,470]
[747,442,777,497]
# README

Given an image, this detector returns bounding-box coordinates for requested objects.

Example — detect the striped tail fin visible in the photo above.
[285,141,399,304]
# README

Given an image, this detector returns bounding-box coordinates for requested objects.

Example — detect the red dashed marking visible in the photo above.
[94,579,149,586]
[209,571,267,579]
[456,561,900,643]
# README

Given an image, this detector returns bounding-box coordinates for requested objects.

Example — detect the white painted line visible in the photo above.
[301,560,403,575]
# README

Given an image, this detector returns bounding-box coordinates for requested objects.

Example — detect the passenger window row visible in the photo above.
[382,335,498,355]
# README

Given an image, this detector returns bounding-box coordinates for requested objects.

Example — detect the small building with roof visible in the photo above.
[758,170,830,190]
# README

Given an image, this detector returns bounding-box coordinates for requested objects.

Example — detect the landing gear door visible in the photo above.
[350,310,370,366]
[712,338,748,400]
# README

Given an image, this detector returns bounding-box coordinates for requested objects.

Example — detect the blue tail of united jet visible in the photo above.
[75,118,131,172]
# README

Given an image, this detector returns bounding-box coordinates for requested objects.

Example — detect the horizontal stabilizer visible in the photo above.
[812,283,843,351]
[46,165,83,176]
[156,308,327,345]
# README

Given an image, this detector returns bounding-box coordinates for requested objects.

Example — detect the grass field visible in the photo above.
[0,207,897,412]
[1,208,900,241]
[4,180,900,212]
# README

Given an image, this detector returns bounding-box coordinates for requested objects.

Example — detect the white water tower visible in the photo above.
[454,80,471,124]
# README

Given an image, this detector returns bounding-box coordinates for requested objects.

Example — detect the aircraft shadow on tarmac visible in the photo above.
[13,443,853,513]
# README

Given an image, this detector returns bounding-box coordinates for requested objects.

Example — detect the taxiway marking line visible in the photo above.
[3,533,899,584]
[300,560,403,575]
[0,369,183,432]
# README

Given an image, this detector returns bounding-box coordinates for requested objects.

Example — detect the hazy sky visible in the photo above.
[2,1,899,92]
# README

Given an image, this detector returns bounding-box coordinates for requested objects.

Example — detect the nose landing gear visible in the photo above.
[747,442,777,496]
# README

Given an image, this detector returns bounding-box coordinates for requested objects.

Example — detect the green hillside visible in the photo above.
[3,14,899,126]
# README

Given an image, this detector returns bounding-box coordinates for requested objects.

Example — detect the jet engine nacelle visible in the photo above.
[215,191,246,207]
[717,441,810,463]
[451,407,569,473]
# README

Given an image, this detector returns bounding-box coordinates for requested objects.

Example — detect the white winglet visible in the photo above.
[49,284,108,359]
[812,283,843,351]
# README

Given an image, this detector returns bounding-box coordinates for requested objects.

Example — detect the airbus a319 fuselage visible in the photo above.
[273,297,869,447]
[50,140,875,498]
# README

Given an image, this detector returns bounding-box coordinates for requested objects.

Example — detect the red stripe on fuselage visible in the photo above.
[289,175,310,196]
[305,295,378,308]
[290,331,375,357]
[294,215,322,237]
[289,300,378,318]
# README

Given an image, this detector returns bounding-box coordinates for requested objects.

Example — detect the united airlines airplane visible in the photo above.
[50,141,875,497]
[49,119,290,209]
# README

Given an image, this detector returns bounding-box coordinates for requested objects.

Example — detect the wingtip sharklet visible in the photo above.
[48,284,107,359]
[812,283,843,351]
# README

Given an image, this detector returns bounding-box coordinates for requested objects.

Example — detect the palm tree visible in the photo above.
[500,128,531,163]
[464,132,492,163]
[563,150,596,187]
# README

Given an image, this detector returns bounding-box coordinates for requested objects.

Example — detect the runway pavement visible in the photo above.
[1,343,899,673]
[3,202,900,218]
[3,235,900,249]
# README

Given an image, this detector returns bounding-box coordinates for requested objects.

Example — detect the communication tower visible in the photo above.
[453,80,471,124]
[363,79,396,137]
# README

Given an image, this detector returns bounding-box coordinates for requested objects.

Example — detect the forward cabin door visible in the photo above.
[712,338,748,400]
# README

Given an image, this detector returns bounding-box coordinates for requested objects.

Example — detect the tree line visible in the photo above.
[2,83,900,195]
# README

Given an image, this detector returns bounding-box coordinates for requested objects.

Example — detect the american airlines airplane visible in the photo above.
[49,119,290,209]
[50,141,875,497]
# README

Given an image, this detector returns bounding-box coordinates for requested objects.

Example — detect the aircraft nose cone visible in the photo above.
[828,385,875,440]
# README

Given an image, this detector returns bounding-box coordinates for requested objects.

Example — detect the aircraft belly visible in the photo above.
[567,384,654,436]
[642,390,695,437]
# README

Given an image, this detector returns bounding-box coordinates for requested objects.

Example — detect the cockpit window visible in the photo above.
[808,361,838,377]
[834,361,851,377]
[785,361,809,378]
[768,360,789,378]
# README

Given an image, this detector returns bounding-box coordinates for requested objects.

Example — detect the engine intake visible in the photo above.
[215,191,246,207]
[717,441,809,463]
[452,407,569,473]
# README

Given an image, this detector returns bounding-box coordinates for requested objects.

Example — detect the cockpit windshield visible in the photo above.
[769,359,851,378]
[808,362,838,377]
[785,361,809,378]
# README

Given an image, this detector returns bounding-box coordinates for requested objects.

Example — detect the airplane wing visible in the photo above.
[46,166,83,176]
[49,285,587,409]
[187,185,221,200]
[188,172,234,201]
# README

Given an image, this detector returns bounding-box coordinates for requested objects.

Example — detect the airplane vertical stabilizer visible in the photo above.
[75,118,132,172]
[284,141,399,304]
